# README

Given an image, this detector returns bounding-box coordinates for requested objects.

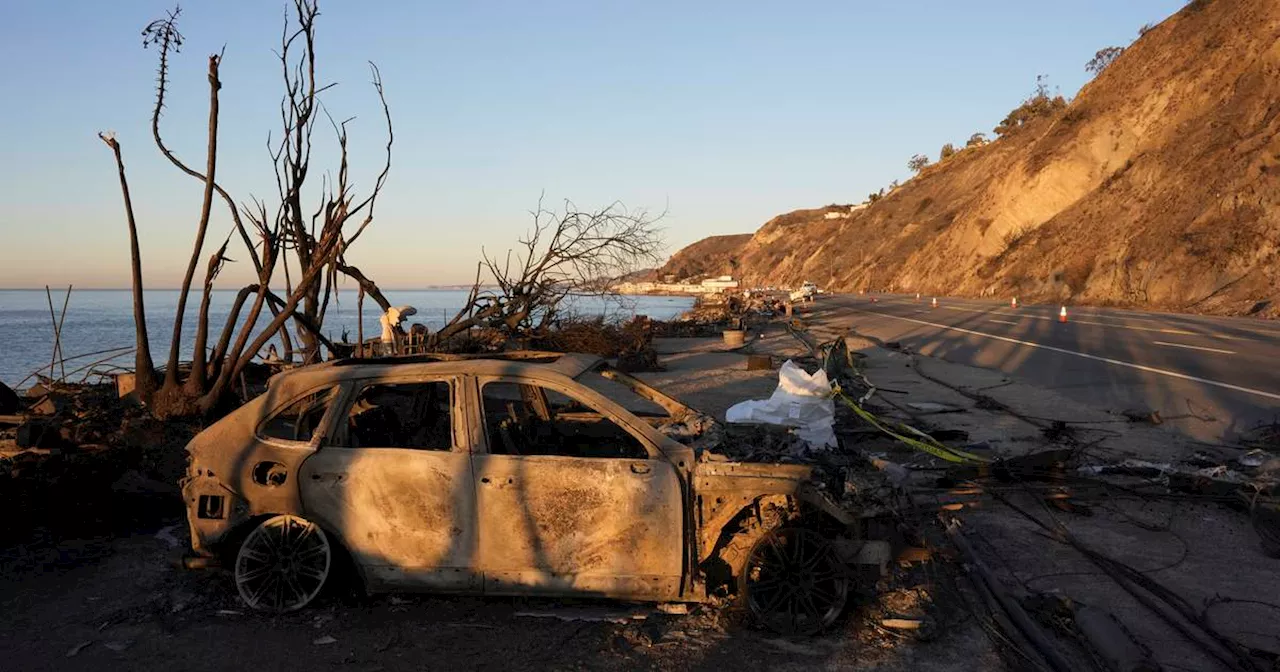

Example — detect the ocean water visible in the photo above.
[0,289,694,388]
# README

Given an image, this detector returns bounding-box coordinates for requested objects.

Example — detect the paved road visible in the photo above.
[813,293,1280,444]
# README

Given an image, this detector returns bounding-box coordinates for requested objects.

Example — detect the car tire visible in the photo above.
[234,514,333,612]
[722,524,849,635]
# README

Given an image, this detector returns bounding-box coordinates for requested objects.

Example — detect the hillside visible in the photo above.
[656,233,753,281]
[670,0,1280,316]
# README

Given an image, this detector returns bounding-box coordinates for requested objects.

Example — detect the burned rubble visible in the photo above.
[2,292,1279,671]
[0,277,1275,672]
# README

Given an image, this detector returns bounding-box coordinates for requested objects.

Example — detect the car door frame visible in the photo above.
[298,372,482,593]
[466,370,691,601]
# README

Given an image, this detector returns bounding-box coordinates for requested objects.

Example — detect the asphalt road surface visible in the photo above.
[815,293,1280,444]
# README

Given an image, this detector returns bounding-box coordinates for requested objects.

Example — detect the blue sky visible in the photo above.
[0,0,1184,288]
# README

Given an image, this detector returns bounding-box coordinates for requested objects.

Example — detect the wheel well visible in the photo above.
[216,513,277,566]
[701,495,851,595]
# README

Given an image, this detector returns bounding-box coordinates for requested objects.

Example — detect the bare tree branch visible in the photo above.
[161,52,223,392]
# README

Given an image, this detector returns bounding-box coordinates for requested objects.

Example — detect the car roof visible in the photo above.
[269,351,604,387]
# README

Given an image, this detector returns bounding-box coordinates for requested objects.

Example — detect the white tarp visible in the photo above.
[725,359,837,449]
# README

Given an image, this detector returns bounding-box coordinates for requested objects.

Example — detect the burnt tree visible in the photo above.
[432,198,663,347]
[100,2,393,417]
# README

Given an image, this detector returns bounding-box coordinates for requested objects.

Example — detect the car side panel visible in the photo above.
[472,453,683,601]
[299,448,479,592]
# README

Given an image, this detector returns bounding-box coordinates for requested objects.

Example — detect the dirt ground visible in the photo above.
[2,306,1277,670]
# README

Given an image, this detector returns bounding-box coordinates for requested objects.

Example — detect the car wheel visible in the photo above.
[235,514,332,612]
[738,527,849,635]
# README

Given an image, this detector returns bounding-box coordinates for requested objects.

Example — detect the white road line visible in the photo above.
[852,309,1280,402]
[890,295,1280,337]
[1153,341,1235,355]
[989,319,1019,325]
[928,304,1247,340]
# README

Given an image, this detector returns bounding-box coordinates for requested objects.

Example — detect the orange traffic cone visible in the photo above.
[931,297,939,308]
[1059,306,1068,323]
[1011,297,1018,308]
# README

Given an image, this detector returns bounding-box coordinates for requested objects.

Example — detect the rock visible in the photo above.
[313,635,338,645]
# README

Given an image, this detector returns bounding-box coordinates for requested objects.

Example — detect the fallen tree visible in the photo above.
[430,198,664,348]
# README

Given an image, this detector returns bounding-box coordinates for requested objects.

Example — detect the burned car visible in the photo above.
[181,352,888,633]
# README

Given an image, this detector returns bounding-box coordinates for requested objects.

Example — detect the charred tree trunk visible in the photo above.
[209,283,259,384]
[187,239,228,394]
[162,55,222,392]
[99,134,159,402]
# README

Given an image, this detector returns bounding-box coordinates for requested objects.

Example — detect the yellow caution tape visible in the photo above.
[834,386,990,464]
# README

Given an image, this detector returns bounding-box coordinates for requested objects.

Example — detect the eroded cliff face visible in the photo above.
[663,0,1280,317]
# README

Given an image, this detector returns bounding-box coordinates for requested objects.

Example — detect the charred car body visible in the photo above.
[182,352,890,633]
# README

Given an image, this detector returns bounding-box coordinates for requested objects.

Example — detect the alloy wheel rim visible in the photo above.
[235,515,331,612]
[744,527,849,635]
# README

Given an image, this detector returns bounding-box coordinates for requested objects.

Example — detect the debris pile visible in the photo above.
[0,380,195,545]
[657,291,789,337]
[532,315,662,372]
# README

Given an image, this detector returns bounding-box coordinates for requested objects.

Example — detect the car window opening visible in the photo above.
[259,386,336,442]
[481,381,648,459]
[346,381,452,450]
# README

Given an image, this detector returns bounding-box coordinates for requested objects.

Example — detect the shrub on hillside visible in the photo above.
[1086,46,1124,76]
[966,132,988,148]
[907,154,931,173]
[994,76,1068,137]
[939,143,958,161]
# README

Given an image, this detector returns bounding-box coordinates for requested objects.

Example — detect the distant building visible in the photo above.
[615,275,739,295]
[700,276,740,290]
